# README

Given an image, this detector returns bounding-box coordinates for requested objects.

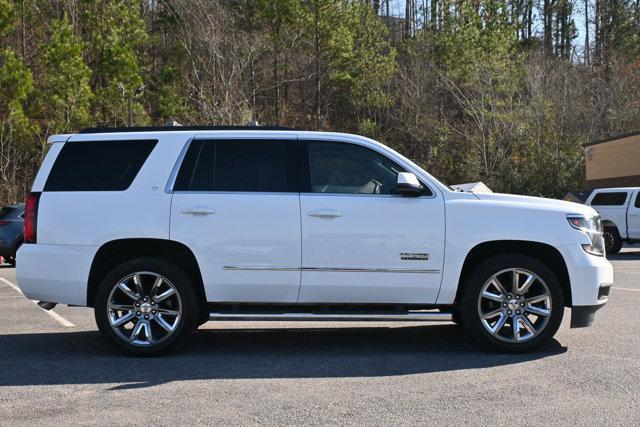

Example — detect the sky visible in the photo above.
[386,0,590,59]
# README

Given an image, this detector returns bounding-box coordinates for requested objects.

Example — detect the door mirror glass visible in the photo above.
[395,172,424,196]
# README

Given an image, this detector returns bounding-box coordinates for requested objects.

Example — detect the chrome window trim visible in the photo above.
[165,137,194,194]
[172,191,301,196]
[298,192,436,200]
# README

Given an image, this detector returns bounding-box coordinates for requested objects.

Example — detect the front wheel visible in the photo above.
[94,258,199,356]
[460,254,564,353]
[603,226,623,255]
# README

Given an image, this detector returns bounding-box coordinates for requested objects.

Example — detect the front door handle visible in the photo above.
[308,209,343,218]
[182,208,215,216]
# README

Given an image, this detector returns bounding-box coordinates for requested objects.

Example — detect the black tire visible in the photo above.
[94,257,199,356]
[459,254,564,353]
[603,226,623,255]
[9,240,22,267]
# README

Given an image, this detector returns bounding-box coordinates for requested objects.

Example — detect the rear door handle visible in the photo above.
[308,209,343,218]
[182,208,215,216]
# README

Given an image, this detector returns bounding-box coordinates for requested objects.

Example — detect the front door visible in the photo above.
[628,190,640,239]
[298,139,445,304]
[170,137,302,303]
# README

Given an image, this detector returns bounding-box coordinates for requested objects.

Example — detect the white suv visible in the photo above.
[17,126,613,355]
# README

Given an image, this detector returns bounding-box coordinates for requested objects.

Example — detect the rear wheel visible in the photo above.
[6,256,15,267]
[94,258,199,356]
[603,226,623,255]
[460,254,564,353]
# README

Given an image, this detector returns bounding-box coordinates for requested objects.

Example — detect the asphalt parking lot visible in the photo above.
[0,251,639,425]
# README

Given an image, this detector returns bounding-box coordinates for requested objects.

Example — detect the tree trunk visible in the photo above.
[544,0,553,56]
[584,0,590,63]
[527,0,532,38]
[404,0,411,37]
[314,4,321,130]
[273,49,280,124]
[20,0,26,59]
[430,0,437,27]
[594,0,600,59]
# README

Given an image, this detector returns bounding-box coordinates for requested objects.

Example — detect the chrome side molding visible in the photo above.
[222,266,441,274]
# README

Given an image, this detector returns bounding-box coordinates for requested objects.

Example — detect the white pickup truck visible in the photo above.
[585,187,640,254]
[16,126,613,355]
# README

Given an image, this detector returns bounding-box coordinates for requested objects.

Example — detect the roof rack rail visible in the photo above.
[78,125,298,134]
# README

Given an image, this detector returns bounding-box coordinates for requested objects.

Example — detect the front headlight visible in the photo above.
[567,214,605,256]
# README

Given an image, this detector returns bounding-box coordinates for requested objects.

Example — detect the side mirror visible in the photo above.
[395,172,424,196]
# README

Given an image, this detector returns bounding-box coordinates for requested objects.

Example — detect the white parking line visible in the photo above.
[0,278,76,327]
[0,277,23,294]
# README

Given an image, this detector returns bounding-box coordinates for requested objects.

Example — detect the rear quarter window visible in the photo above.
[44,140,158,191]
[590,192,628,206]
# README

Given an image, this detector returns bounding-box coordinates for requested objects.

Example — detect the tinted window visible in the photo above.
[635,192,640,208]
[591,192,628,206]
[173,139,299,193]
[44,140,157,191]
[173,140,215,191]
[307,141,430,196]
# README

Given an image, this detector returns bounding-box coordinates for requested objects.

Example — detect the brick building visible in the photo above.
[583,131,640,190]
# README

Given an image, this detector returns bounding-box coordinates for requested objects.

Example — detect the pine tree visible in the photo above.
[0,0,15,36]
[253,0,306,123]
[38,17,92,133]
[81,0,149,126]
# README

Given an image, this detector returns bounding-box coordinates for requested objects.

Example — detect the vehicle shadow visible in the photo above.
[0,324,566,389]
[607,251,640,261]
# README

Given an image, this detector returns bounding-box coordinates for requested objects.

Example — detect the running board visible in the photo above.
[209,311,452,322]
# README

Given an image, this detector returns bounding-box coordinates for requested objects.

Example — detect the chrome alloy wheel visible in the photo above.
[107,272,182,346]
[477,268,552,343]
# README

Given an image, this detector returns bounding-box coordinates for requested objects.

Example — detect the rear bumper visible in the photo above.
[558,244,613,327]
[16,243,98,306]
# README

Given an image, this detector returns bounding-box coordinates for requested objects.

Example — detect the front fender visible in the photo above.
[437,198,591,304]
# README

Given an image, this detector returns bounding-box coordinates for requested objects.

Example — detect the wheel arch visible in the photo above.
[455,240,572,307]
[87,238,206,309]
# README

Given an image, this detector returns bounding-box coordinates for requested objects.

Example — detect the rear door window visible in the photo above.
[173,139,300,193]
[590,192,629,206]
[44,140,157,191]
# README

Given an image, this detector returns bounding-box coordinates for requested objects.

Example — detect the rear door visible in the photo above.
[298,138,445,304]
[627,190,640,239]
[169,135,303,303]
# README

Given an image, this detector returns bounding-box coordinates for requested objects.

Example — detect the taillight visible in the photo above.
[24,192,41,244]
[0,220,10,226]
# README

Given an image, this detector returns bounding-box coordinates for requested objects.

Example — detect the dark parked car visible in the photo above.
[0,203,25,267]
